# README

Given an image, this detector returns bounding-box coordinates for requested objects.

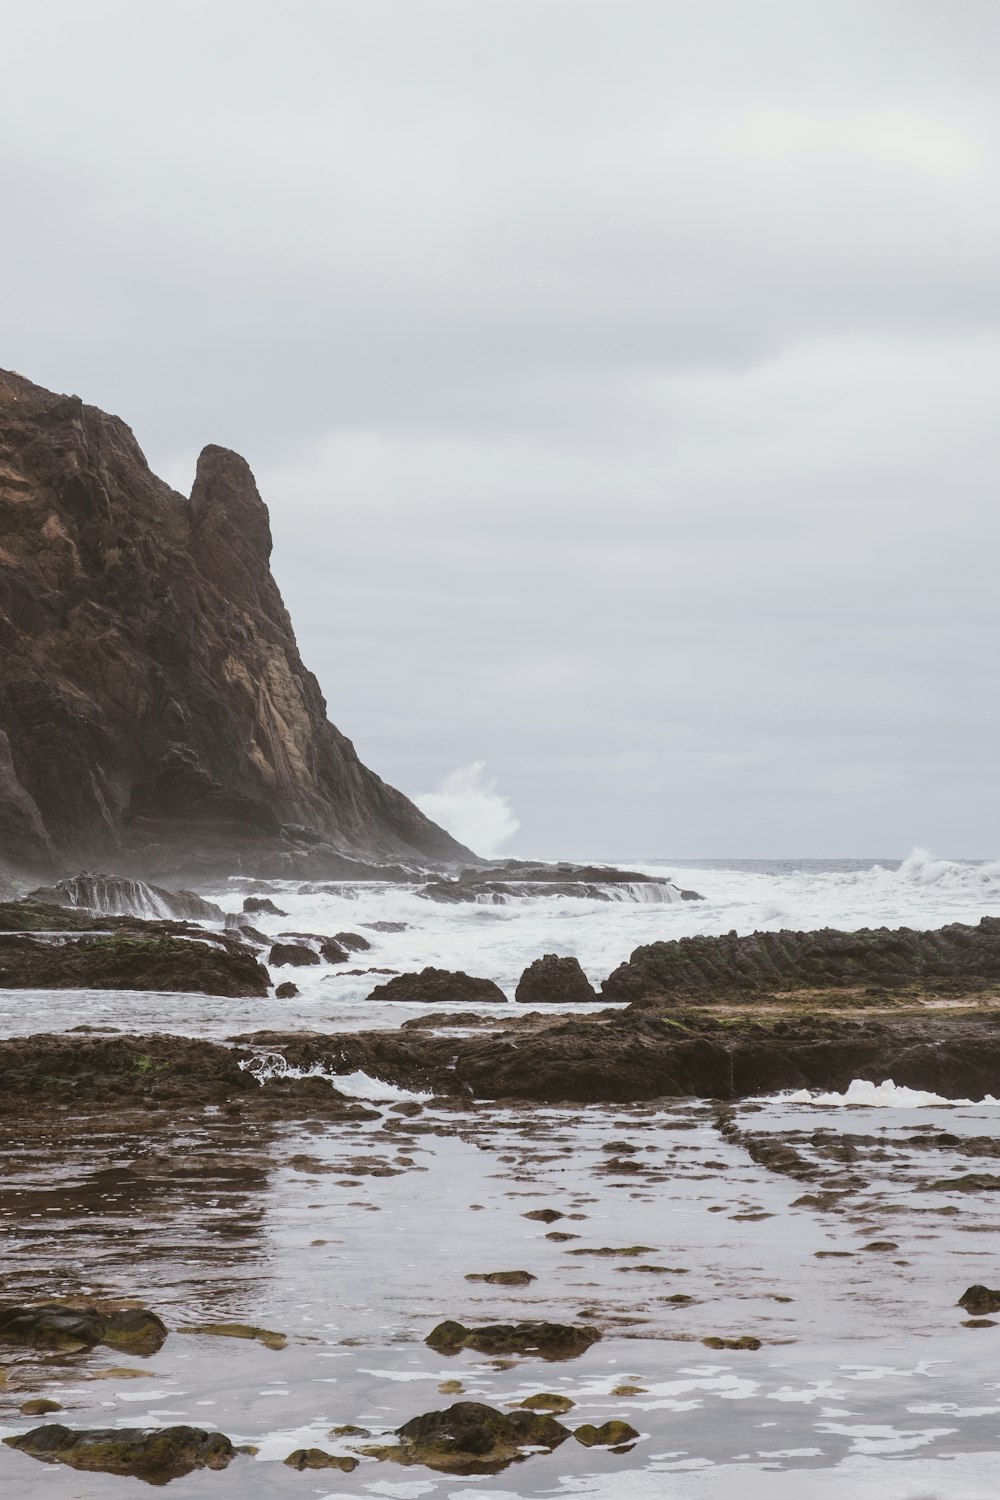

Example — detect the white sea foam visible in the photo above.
[239,1051,430,1102]
[414,761,519,857]
[782,1078,1000,1108]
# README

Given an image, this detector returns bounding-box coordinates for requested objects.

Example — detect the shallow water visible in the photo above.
[4,1085,1000,1496]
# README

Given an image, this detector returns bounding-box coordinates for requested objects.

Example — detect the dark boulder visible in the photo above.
[515,954,597,1005]
[3,1424,236,1482]
[334,930,372,952]
[959,1285,1000,1315]
[30,874,224,922]
[243,896,288,917]
[268,942,320,968]
[365,968,508,1004]
[275,981,299,998]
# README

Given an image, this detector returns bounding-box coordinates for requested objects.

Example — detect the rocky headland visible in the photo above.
[0,369,470,884]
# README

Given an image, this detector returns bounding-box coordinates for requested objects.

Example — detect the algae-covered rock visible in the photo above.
[574,1420,640,1447]
[959,1284,1000,1315]
[701,1335,761,1350]
[465,1271,536,1287]
[426,1320,600,1361]
[284,1447,358,1470]
[0,1304,167,1356]
[20,1399,62,1416]
[185,1321,287,1350]
[368,1400,571,1474]
[517,1393,575,1413]
[3,1423,236,1482]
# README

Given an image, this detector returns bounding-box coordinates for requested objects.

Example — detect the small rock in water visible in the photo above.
[284,1448,358,1471]
[274,981,299,998]
[959,1284,1000,1315]
[3,1424,237,1481]
[574,1420,640,1447]
[465,1270,536,1286]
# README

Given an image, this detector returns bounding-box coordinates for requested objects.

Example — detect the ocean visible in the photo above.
[2,849,1000,1497]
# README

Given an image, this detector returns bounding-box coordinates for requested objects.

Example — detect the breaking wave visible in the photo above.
[782,1078,1000,1108]
[414,761,519,858]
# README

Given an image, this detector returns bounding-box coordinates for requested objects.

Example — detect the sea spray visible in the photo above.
[414,761,519,857]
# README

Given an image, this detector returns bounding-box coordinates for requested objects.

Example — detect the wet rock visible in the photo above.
[524,1208,563,1223]
[33,874,224,922]
[516,954,598,1005]
[602,916,1000,1003]
[274,981,299,998]
[574,1420,640,1446]
[0,1034,374,1118]
[3,1423,236,1481]
[243,896,287,916]
[369,1400,570,1473]
[701,1335,761,1350]
[465,1271,536,1286]
[284,1447,358,1470]
[268,941,320,968]
[959,1284,1000,1315]
[426,1320,600,1361]
[518,1393,575,1413]
[0,931,270,997]
[19,1399,62,1416]
[362,920,410,933]
[334,931,372,952]
[366,967,508,1004]
[0,1304,167,1355]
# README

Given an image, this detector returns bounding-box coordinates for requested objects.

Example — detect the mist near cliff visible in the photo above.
[4,1,999,857]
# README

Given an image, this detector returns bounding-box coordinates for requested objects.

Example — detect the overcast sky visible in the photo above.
[5,2,1000,858]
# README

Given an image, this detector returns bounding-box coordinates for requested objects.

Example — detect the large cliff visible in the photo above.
[0,369,471,881]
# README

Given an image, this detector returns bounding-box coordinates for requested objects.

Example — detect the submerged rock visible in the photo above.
[3,1423,236,1482]
[369,1400,570,1473]
[365,968,508,1005]
[515,954,597,1005]
[0,1304,167,1355]
[284,1447,357,1470]
[426,1320,600,1360]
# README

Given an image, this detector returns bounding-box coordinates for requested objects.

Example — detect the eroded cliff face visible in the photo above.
[0,369,471,880]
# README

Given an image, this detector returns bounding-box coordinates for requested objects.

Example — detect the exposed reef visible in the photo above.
[602,917,1000,1003]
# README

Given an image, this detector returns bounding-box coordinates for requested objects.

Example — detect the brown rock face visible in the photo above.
[0,370,470,880]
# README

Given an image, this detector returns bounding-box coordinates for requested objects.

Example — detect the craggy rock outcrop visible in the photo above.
[602,918,1000,1003]
[365,967,508,1004]
[0,368,471,880]
[3,1424,237,1482]
[0,1034,376,1118]
[29,873,222,921]
[0,1304,166,1355]
[427,1320,601,1360]
[515,954,598,1005]
[0,930,269,995]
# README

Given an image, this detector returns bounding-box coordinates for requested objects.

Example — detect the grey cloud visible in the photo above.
[3,1,999,855]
